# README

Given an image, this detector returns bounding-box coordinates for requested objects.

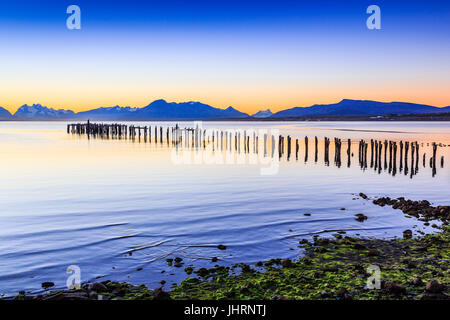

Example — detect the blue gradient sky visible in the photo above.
[0,0,449,113]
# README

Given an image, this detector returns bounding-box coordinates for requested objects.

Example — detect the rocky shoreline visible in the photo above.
[13,196,449,301]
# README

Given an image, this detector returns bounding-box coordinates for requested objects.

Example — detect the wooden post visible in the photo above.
[314,136,318,163]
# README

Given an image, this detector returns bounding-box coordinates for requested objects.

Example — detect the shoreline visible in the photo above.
[11,196,449,301]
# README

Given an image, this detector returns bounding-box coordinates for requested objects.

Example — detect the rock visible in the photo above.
[314,238,330,246]
[281,259,292,268]
[337,288,352,300]
[153,286,170,300]
[241,264,251,272]
[41,282,55,289]
[90,282,107,292]
[412,278,423,287]
[340,208,346,210]
[159,280,166,285]
[184,266,193,275]
[337,288,347,296]
[353,243,367,250]
[320,290,330,298]
[426,280,445,293]
[403,229,413,239]
[355,213,368,222]
[13,291,28,301]
[304,213,311,216]
[359,193,368,199]
[217,244,227,250]
[211,257,218,262]
[313,271,323,278]
[384,281,406,295]
[174,257,183,263]
[196,268,209,277]
[314,246,327,253]
[323,266,338,272]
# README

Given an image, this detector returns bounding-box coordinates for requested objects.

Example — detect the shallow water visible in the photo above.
[0,121,449,297]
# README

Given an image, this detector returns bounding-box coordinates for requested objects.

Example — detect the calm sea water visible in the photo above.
[0,121,449,297]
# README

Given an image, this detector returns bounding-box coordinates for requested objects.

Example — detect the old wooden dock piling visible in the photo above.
[66,121,444,178]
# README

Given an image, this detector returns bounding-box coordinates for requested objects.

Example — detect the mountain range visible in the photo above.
[76,99,248,120]
[1,99,449,121]
[13,104,75,120]
[272,99,450,118]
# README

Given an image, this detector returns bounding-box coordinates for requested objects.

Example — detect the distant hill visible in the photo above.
[0,106,12,120]
[252,109,273,118]
[272,99,450,118]
[13,104,75,120]
[135,100,249,120]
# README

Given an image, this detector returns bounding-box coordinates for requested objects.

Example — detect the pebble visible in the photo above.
[384,281,406,295]
[41,282,55,289]
[355,213,368,222]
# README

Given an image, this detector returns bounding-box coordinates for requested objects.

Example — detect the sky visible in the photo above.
[0,0,449,114]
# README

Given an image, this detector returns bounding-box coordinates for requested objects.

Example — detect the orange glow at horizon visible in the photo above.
[1,91,449,116]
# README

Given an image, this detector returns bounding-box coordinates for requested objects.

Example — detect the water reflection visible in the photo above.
[68,122,446,179]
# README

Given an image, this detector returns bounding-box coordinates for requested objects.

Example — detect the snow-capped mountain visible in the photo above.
[76,106,138,120]
[252,109,273,118]
[13,104,75,120]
